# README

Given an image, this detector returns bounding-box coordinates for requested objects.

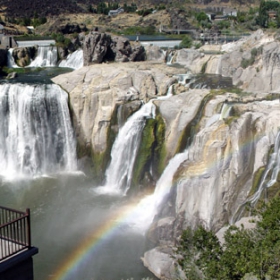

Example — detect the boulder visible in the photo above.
[110,35,132,62]
[145,45,166,62]
[6,72,17,79]
[83,32,146,65]
[83,32,111,65]
[11,46,37,67]
[142,246,186,280]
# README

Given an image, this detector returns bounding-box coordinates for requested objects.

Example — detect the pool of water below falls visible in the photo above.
[0,173,157,280]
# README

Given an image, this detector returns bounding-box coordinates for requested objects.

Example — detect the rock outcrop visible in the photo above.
[83,32,145,65]
[171,30,280,93]
[52,62,183,179]
[11,46,37,67]
[143,92,280,279]
[145,45,166,62]
[52,31,280,279]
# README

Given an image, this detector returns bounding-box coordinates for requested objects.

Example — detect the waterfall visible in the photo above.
[100,101,156,195]
[29,46,58,67]
[153,150,189,210]
[166,51,174,65]
[126,150,189,231]
[175,73,193,85]
[59,49,84,69]
[249,130,280,204]
[7,49,18,68]
[219,103,232,120]
[158,84,174,101]
[0,83,77,178]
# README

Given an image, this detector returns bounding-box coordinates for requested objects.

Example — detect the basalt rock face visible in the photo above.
[52,62,183,178]
[144,92,280,279]
[83,32,112,64]
[0,49,7,68]
[53,31,280,279]
[11,46,37,67]
[172,29,280,93]
[83,32,145,65]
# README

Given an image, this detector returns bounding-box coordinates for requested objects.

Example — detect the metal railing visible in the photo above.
[0,206,31,261]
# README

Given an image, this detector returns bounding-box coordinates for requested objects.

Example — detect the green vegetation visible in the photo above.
[241,47,262,69]
[257,0,280,28]
[201,60,208,74]
[8,12,47,27]
[96,2,119,15]
[131,114,166,189]
[175,195,280,280]
[137,8,154,17]
[217,20,231,30]
[250,167,265,196]
[179,35,193,49]
[123,3,137,13]
[51,33,71,48]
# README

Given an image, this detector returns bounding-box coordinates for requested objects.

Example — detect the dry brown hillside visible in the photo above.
[0,0,259,19]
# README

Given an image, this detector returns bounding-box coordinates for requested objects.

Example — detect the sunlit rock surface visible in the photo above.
[144,95,280,279]
[52,62,183,156]
[154,89,209,161]
[53,31,280,279]
[172,30,280,93]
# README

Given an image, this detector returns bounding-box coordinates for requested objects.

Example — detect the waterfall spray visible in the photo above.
[0,83,77,178]
[100,101,156,195]
[59,49,84,69]
[249,130,280,204]
[29,46,58,67]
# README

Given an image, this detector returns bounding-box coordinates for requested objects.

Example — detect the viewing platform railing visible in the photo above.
[0,206,31,261]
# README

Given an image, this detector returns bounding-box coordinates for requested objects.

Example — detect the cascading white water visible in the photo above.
[249,130,280,204]
[166,51,174,65]
[29,46,58,67]
[219,103,232,120]
[0,83,77,178]
[100,101,156,195]
[206,102,232,128]
[175,73,193,85]
[125,150,189,231]
[7,49,18,68]
[59,49,84,69]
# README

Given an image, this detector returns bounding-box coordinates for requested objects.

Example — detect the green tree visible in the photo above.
[196,11,209,22]
[175,195,280,280]
[97,2,109,15]
[179,35,193,49]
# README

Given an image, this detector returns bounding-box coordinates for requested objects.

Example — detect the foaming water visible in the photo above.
[125,150,189,232]
[102,101,156,195]
[29,46,58,67]
[59,49,84,69]
[0,83,77,177]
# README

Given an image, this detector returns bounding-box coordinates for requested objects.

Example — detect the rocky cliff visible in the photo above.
[171,29,280,94]
[52,30,280,279]
[52,62,181,180]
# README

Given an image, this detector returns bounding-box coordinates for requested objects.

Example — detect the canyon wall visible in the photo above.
[53,30,280,279]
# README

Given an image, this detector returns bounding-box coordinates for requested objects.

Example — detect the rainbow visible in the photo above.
[51,126,271,280]
[51,199,147,280]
